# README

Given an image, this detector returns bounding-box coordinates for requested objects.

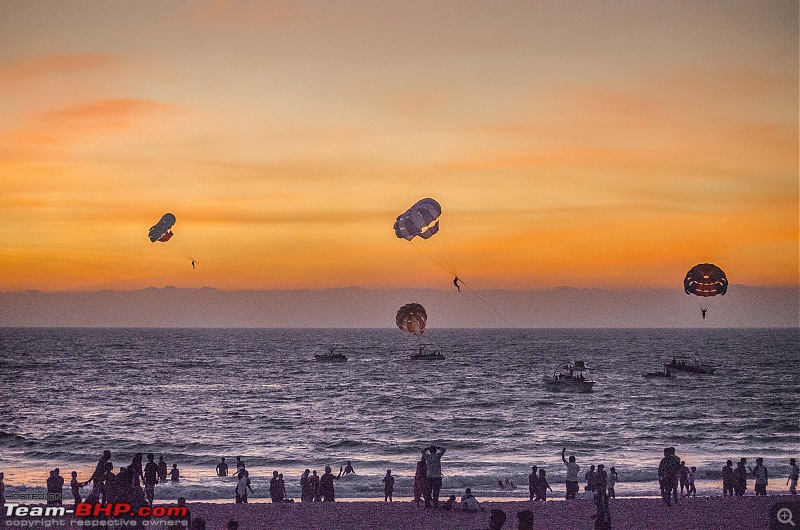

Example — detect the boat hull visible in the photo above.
[543,379,596,392]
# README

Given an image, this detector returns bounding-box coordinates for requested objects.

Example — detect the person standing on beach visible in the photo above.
[562,448,580,500]
[216,458,228,477]
[70,471,82,505]
[788,458,799,495]
[383,470,394,502]
[319,465,342,502]
[536,469,553,501]
[235,468,252,503]
[270,471,282,502]
[733,459,747,496]
[86,450,111,503]
[46,469,64,505]
[687,466,697,497]
[413,458,427,506]
[528,465,538,501]
[300,469,314,502]
[678,461,689,497]
[658,447,681,506]
[722,460,734,495]
[157,456,168,483]
[0,471,5,508]
[422,445,446,508]
[607,467,618,498]
[143,453,159,506]
[311,470,321,501]
[751,458,768,496]
[585,465,597,493]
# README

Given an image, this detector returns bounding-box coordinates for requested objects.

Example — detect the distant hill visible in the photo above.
[0,285,796,328]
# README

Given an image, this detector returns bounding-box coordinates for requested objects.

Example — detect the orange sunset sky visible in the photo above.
[0,1,797,292]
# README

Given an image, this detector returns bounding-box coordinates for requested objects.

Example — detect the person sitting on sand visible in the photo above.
[528,465,539,501]
[536,469,553,501]
[562,448,580,500]
[383,470,394,502]
[319,465,343,502]
[216,458,228,477]
[461,488,481,512]
[440,495,457,510]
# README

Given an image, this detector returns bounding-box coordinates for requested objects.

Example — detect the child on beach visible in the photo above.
[382,470,394,502]
[460,488,481,512]
[607,467,618,498]
[686,466,697,497]
[70,471,83,504]
[788,458,798,495]
[536,469,552,501]
[441,495,457,510]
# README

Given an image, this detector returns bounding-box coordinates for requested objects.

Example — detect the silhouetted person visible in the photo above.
[454,277,461,292]
[383,470,394,502]
[517,510,534,530]
[422,445,446,508]
[658,447,681,506]
[461,487,480,512]
[701,308,706,319]
[562,448,580,500]
[687,466,697,497]
[733,458,748,496]
[144,453,158,506]
[413,458,427,506]
[607,467,618,498]
[169,464,180,482]
[528,465,538,500]
[343,461,356,475]
[128,453,144,490]
[235,457,245,473]
[752,457,768,496]
[487,508,506,530]
[441,495,457,510]
[536,469,552,501]
[594,481,612,530]
[47,468,64,505]
[678,461,689,496]
[319,465,342,502]
[235,468,251,503]
[70,471,83,505]
[216,457,228,477]
[270,471,282,502]
[300,469,314,502]
[585,464,597,492]
[310,470,321,502]
[722,460,734,495]
[789,458,799,495]
[0,472,5,508]
[86,450,111,503]
[595,464,608,495]
[157,456,168,483]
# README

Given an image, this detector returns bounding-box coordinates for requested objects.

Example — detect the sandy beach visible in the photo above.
[181,495,784,530]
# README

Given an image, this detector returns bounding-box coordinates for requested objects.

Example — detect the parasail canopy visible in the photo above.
[684,263,728,297]
[396,303,427,335]
[393,198,442,241]
[148,213,176,243]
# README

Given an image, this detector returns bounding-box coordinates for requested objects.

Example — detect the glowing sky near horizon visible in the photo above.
[0,1,797,291]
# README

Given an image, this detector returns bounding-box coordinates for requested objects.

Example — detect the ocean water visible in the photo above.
[1,327,798,502]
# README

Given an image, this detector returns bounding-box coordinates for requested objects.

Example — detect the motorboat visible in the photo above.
[664,355,715,375]
[410,345,445,361]
[643,369,676,379]
[315,348,348,362]
[544,360,596,392]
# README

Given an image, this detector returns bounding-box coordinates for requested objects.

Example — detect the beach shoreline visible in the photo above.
[179,495,783,529]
